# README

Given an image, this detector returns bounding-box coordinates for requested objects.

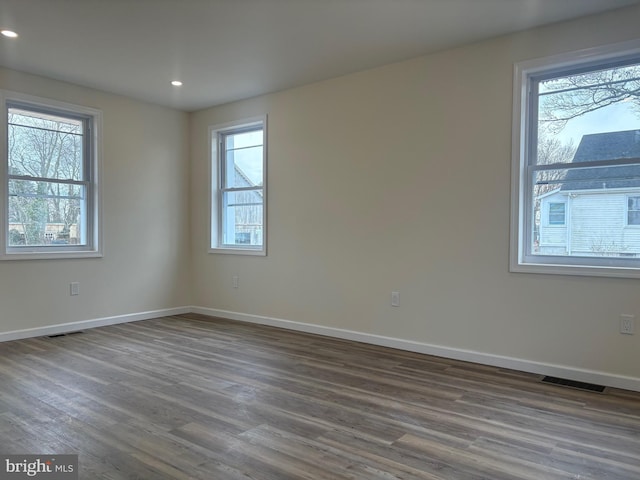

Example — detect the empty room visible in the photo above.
[1,1,639,478]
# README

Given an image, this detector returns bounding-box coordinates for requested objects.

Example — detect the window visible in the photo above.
[1,92,102,259]
[210,117,266,255]
[511,40,640,277]
[235,232,251,244]
[548,203,566,225]
[628,196,640,226]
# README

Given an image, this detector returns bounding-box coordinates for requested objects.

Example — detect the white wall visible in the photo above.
[0,68,191,334]
[190,6,640,386]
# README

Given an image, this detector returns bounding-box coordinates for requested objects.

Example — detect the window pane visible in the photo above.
[222,190,263,247]
[532,167,640,258]
[225,130,262,150]
[8,179,86,247]
[536,61,640,166]
[8,108,84,181]
[224,145,263,188]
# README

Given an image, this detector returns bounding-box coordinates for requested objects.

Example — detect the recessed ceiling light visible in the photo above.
[1,30,18,38]
[171,80,183,87]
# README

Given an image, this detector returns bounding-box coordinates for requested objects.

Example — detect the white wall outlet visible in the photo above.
[233,275,239,289]
[620,314,635,335]
[70,282,80,296]
[391,291,400,307]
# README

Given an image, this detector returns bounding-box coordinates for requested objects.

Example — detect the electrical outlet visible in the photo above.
[620,314,635,335]
[391,291,400,307]
[233,275,239,289]
[70,282,80,296]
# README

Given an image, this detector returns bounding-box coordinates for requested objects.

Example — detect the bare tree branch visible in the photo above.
[539,65,640,133]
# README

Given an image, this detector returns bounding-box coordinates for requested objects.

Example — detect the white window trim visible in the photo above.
[0,91,103,261]
[209,115,267,256]
[510,39,640,278]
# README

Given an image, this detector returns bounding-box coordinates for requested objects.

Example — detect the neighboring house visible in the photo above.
[8,223,79,245]
[228,164,264,245]
[537,129,640,257]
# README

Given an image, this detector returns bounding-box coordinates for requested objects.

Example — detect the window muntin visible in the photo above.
[210,117,266,255]
[2,94,101,259]
[512,41,640,276]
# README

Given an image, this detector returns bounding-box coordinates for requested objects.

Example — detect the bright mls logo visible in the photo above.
[0,455,77,479]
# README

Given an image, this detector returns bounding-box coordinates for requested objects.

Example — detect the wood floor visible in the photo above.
[1,313,639,479]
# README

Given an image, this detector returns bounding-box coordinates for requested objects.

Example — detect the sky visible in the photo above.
[539,61,640,149]
[555,100,640,147]
[229,130,263,185]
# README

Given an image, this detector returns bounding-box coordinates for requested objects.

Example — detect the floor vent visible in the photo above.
[47,331,84,338]
[541,376,606,393]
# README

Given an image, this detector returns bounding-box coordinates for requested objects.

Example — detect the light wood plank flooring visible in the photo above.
[1,313,639,479]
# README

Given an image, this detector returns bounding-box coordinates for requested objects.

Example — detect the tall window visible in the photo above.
[511,41,640,277]
[1,94,101,259]
[210,117,266,255]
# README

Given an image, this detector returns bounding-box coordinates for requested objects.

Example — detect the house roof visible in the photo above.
[560,129,640,191]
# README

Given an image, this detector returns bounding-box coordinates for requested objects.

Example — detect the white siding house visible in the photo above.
[538,130,640,257]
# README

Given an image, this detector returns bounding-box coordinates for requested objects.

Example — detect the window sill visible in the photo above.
[510,259,640,279]
[209,247,266,256]
[1,249,103,261]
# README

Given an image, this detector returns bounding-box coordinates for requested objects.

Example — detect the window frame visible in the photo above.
[510,39,640,278]
[209,116,267,256]
[0,91,102,260]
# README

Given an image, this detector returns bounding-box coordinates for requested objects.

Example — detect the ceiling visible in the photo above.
[0,0,638,112]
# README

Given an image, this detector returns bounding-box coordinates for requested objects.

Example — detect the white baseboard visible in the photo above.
[3,304,638,392]
[0,306,191,343]
[191,306,640,392]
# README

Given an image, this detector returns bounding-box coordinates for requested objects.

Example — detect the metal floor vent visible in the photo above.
[47,331,84,338]
[541,376,606,393]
